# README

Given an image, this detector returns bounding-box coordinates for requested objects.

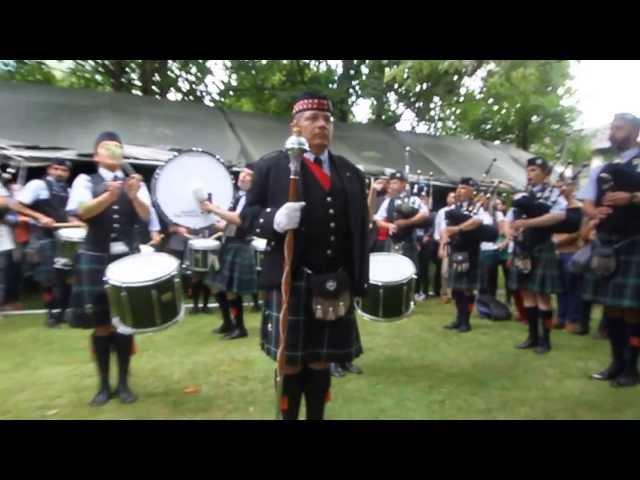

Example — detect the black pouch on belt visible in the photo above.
[590,244,616,277]
[308,270,352,321]
[451,251,470,273]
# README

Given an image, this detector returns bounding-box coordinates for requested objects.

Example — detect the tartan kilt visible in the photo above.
[448,249,480,291]
[34,238,57,288]
[261,271,363,368]
[209,240,258,295]
[582,233,640,308]
[66,250,128,329]
[508,241,563,295]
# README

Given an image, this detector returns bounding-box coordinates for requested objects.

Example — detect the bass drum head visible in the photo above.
[368,252,416,285]
[105,252,180,287]
[152,150,234,230]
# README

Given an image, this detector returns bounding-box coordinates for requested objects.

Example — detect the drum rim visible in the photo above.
[105,252,180,287]
[355,299,416,323]
[188,239,221,250]
[55,227,87,242]
[111,305,185,335]
[151,148,233,229]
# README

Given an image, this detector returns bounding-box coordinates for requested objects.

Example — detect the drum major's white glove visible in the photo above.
[274,202,306,233]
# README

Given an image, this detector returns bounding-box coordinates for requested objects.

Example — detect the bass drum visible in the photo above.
[151,150,234,230]
[356,252,416,322]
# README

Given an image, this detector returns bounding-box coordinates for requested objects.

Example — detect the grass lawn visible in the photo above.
[0,299,638,420]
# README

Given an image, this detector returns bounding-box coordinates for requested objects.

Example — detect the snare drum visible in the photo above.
[252,237,267,273]
[105,252,184,334]
[139,244,155,254]
[186,238,221,272]
[356,252,417,322]
[54,227,87,269]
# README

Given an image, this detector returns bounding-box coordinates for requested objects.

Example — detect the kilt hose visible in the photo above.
[509,240,563,295]
[260,271,363,368]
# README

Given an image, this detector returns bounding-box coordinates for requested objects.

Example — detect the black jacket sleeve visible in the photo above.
[242,152,284,241]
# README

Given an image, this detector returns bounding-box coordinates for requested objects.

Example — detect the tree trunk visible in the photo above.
[334,60,355,122]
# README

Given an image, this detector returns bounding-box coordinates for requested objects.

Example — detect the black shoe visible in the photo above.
[534,340,551,354]
[90,388,111,407]
[456,324,472,333]
[516,337,538,349]
[212,323,232,335]
[191,305,201,314]
[223,328,248,340]
[201,306,211,314]
[251,304,261,312]
[341,362,363,374]
[46,312,61,328]
[330,363,346,378]
[113,384,138,403]
[591,364,623,381]
[443,320,461,330]
[610,372,639,388]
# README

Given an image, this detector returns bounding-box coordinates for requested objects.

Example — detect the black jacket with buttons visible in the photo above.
[243,150,369,297]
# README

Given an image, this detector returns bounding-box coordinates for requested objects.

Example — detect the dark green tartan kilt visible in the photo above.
[261,271,363,368]
[448,249,480,291]
[508,241,563,295]
[66,250,128,329]
[34,238,57,288]
[582,233,640,309]
[209,240,258,295]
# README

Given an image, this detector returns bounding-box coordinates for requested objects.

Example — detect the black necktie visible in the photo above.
[314,156,323,168]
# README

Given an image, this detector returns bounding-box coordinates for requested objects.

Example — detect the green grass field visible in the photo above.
[1,299,639,420]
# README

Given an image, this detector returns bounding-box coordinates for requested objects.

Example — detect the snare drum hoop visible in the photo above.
[355,298,416,323]
[188,239,222,251]
[55,227,87,242]
[111,308,185,335]
[151,149,233,229]
[104,253,180,288]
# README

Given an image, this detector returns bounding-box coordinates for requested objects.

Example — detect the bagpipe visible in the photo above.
[596,157,640,235]
[511,162,590,251]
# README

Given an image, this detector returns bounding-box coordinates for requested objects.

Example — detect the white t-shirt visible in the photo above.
[0,184,15,252]
[480,210,504,251]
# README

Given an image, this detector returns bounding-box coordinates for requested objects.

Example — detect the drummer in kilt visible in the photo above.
[579,113,640,387]
[201,163,258,340]
[65,131,151,406]
[507,157,567,354]
[243,92,368,420]
[440,177,489,333]
[14,158,76,328]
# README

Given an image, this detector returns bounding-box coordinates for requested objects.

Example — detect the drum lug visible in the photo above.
[174,277,184,320]
[314,304,324,320]
[337,302,346,317]
[326,307,336,321]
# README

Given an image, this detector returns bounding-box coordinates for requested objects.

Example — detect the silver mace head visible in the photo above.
[284,127,309,156]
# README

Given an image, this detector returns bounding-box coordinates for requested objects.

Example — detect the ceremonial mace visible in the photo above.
[275,127,309,419]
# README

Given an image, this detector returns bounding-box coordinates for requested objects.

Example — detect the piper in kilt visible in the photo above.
[201,163,258,340]
[242,92,368,420]
[579,113,640,387]
[507,157,568,354]
[440,177,493,333]
[65,131,151,406]
[15,158,76,327]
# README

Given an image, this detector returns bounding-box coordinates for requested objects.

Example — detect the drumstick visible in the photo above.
[52,222,87,229]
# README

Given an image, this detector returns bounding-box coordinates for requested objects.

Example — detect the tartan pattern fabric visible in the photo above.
[209,241,258,295]
[582,234,640,308]
[260,271,363,368]
[66,250,127,329]
[508,240,563,295]
[448,250,480,291]
[33,239,57,287]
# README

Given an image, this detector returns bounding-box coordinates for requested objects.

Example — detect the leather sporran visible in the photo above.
[308,270,352,321]
[590,245,616,277]
[513,253,532,275]
[569,243,593,275]
[451,251,470,273]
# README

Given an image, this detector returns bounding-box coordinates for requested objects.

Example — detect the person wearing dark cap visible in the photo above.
[65,131,151,406]
[241,92,368,420]
[374,171,429,268]
[579,113,640,387]
[201,163,258,340]
[15,158,79,327]
[440,177,491,333]
[506,156,567,354]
